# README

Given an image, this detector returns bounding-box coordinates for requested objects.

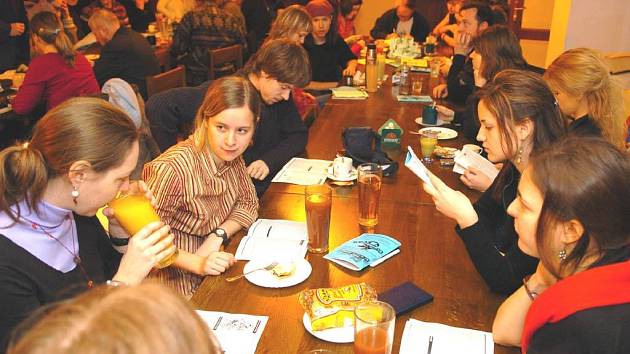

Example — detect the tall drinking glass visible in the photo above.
[357,163,382,227]
[354,301,396,354]
[305,185,332,253]
[109,191,178,268]
[420,130,438,164]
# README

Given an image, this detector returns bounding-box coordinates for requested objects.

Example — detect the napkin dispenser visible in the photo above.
[378,119,403,149]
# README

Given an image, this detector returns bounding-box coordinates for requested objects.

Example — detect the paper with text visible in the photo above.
[400,319,494,354]
[404,146,434,188]
[271,158,332,185]
[196,310,268,354]
[235,219,308,261]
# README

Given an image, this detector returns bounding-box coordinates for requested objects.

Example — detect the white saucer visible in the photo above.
[418,127,458,140]
[244,258,311,288]
[302,313,354,343]
[326,166,358,182]
[415,116,446,127]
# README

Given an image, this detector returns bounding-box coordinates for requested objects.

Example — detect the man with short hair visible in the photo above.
[370,0,430,44]
[89,9,160,99]
[433,0,493,105]
[146,39,310,196]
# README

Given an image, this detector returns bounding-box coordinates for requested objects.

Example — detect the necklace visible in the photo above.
[20,214,94,289]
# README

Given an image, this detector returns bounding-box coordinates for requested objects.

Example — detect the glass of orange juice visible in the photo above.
[354,301,395,354]
[109,191,178,268]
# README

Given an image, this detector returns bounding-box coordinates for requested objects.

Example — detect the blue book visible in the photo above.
[324,233,401,271]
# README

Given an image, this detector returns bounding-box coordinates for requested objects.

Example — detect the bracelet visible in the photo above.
[522,275,539,301]
[106,280,127,287]
[109,235,129,246]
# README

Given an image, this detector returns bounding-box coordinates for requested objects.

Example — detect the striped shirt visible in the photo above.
[142,137,258,297]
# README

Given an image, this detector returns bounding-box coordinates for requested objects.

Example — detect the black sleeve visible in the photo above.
[334,35,357,68]
[455,182,538,294]
[90,217,122,279]
[370,11,393,40]
[0,266,41,351]
[258,100,308,173]
[446,54,474,105]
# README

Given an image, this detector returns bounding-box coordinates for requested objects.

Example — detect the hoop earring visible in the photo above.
[558,249,567,261]
[71,186,80,204]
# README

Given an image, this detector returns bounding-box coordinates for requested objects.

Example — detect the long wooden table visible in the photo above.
[192,70,518,354]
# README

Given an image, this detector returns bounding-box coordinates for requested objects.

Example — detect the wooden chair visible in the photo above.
[145,65,186,98]
[208,44,243,80]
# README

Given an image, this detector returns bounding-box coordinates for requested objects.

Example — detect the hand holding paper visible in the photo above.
[404,146,434,188]
[460,166,493,192]
[422,167,478,229]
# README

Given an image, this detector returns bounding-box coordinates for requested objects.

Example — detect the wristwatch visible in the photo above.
[212,228,230,247]
[109,235,129,246]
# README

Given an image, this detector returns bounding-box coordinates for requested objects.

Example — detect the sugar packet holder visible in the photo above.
[324,233,401,271]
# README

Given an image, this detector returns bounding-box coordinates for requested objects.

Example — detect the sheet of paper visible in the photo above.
[196,310,268,354]
[404,146,434,188]
[235,219,308,261]
[399,319,494,354]
[271,157,331,185]
[453,147,499,180]
[331,86,369,100]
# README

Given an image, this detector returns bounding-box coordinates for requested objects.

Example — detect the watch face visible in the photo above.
[215,228,227,237]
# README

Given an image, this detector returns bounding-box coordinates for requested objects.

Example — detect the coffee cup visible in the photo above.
[463,144,483,154]
[333,156,353,178]
[422,105,438,125]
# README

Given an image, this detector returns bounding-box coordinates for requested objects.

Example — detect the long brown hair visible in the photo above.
[529,136,630,278]
[471,25,527,81]
[8,282,222,354]
[477,70,567,200]
[543,48,626,148]
[193,76,261,150]
[267,5,312,40]
[30,11,77,67]
[0,97,139,223]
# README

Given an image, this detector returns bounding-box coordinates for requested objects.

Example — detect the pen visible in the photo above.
[369,249,400,267]
[427,335,433,354]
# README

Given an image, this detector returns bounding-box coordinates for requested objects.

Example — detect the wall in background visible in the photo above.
[519,0,554,68]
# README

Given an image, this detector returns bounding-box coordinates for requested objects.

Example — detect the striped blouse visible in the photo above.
[142,137,258,297]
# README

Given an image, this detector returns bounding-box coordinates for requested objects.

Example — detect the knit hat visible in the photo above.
[101,78,142,128]
[305,0,334,17]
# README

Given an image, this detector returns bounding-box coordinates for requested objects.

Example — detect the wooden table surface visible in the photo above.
[191,70,518,354]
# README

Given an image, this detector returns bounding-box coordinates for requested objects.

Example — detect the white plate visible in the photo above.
[415,116,446,127]
[418,127,458,140]
[326,166,358,182]
[302,313,354,343]
[244,258,311,288]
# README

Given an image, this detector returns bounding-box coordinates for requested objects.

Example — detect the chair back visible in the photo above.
[146,65,186,98]
[155,47,172,72]
[208,44,243,80]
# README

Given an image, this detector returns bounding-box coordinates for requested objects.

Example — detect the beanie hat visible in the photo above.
[305,0,334,18]
[101,78,142,128]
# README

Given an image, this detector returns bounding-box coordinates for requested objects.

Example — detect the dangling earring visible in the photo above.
[558,249,567,261]
[516,147,523,165]
[71,186,80,204]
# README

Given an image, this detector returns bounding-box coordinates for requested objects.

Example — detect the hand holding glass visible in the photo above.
[109,191,178,268]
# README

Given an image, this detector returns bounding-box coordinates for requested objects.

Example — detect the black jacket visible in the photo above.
[370,8,430,44]
[93,27,160,99]
[0,0,29,72]
[456,164,538,294]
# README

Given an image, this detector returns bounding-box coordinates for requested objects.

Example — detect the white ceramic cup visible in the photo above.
[463,144,483,154]
[333,156,353,178]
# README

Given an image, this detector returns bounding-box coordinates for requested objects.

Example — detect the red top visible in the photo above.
[337,15,355,39]
[13,53,100,115]
[521,259,630,352]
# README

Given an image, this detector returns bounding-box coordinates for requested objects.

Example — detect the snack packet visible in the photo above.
[298,283,377,331]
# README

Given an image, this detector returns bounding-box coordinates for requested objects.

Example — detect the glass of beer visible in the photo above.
[357,163,382,227]
[109,191,178,268]
[305,185,332,253]
[420,130,439,164]
[354,301,396,354]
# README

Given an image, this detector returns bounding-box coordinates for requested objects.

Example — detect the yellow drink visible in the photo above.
[109,194,178,268]
[420,131,438,163]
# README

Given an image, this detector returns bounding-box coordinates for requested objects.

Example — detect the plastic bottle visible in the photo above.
[366,43,378,93]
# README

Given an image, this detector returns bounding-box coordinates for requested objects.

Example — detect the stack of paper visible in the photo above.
[400,319,494,354]
[196,310,268,354]
[235,219,308,261]
[453,146,499,181]
[271,157,331,185]
[331,86,369,100]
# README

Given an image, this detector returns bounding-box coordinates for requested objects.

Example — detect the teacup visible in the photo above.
[422,105,438,125]
[463,144,483,154]
[332,156,353,178]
